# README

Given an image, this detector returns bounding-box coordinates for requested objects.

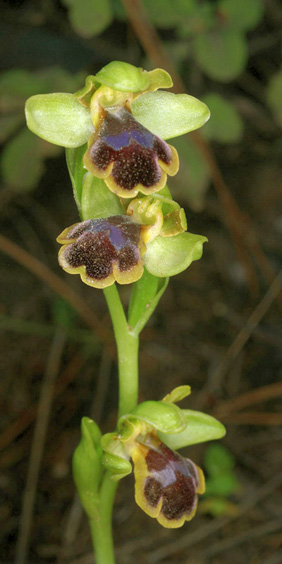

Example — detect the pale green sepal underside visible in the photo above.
[158,410,226,449]
[144,232,208,277]
[131,91,210,140]
[25,93,94,147]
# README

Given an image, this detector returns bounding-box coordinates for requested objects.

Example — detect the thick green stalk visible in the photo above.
[104,284,139,417]
[89,472,118,564]
[90,284,139,564]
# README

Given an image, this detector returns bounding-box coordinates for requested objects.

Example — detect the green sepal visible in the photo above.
[158,410,226,449]
[131,91,210,140]
[128,268,169,335]
[101,432,132,480]
[144,232,208,277]
[25,93,94,147]
[74,75,99,107]
[95,61,150,93]
[72,417,103,520]
[65,144,87,211]
[120,400,187,434]
[81,173,124,220]
[162,385,191,403]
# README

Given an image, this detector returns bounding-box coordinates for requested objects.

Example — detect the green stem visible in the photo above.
[90,284,139,564]
[104,284,139,418]
[89,472,118,564]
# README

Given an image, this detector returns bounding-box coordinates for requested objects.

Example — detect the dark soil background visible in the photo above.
[0,1,282,563]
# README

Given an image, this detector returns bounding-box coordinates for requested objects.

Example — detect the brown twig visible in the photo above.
[121,0,282,300]
[0,233,113,347]
[219,411,282,426]
[215,381,282,417]
[14,329,66,564]
[0,352,85,453]
[209,270,282,391]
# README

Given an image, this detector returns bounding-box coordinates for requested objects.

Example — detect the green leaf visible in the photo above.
[131,91,210,139]
[205,474,239,497]
[158,410,226,449]
[1,129,44,191]
[0,114,24,143]
[128,269,168,335]
[201,93,244,143]
[25,93,94,148]
[218,0,264,31]
[95,61,150,92]
[267,69,282,128]
[62,0,112,37]
[81,173,124,220]
[144,232,207,277]
[72,417,102,519]
[142,0,198,28]
[204,444,234,475]
[194,28,247,82]
[169,136,210,211]
[65,144,87,210]
[120,401,186,434]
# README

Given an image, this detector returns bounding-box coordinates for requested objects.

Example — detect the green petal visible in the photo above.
[158,410,226,449]
[144,232,207,277]
[131,91,210,139]
[121,401,186,434]
[95,61,150,92]
[25,93,94,147]
[162,386,191,404]
[81,173,124,220]
[101,432,132,479]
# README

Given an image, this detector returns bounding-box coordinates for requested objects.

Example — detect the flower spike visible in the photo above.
[57,216,146,288]
[83,107,179,198]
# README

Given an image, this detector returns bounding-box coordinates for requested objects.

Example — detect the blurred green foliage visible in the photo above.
[201,443,241,516]
[1,0,281,210]
[0,68,85,191]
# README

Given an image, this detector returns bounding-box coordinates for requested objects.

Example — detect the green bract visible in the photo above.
[81,173,124,220]
[25,93,94,147]
[95,61,150,92]
[72,417,103,519]
[131,91,210,139]
[144,232,207,277]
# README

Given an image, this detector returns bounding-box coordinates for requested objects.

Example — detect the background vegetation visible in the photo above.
[1,1,282,563]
